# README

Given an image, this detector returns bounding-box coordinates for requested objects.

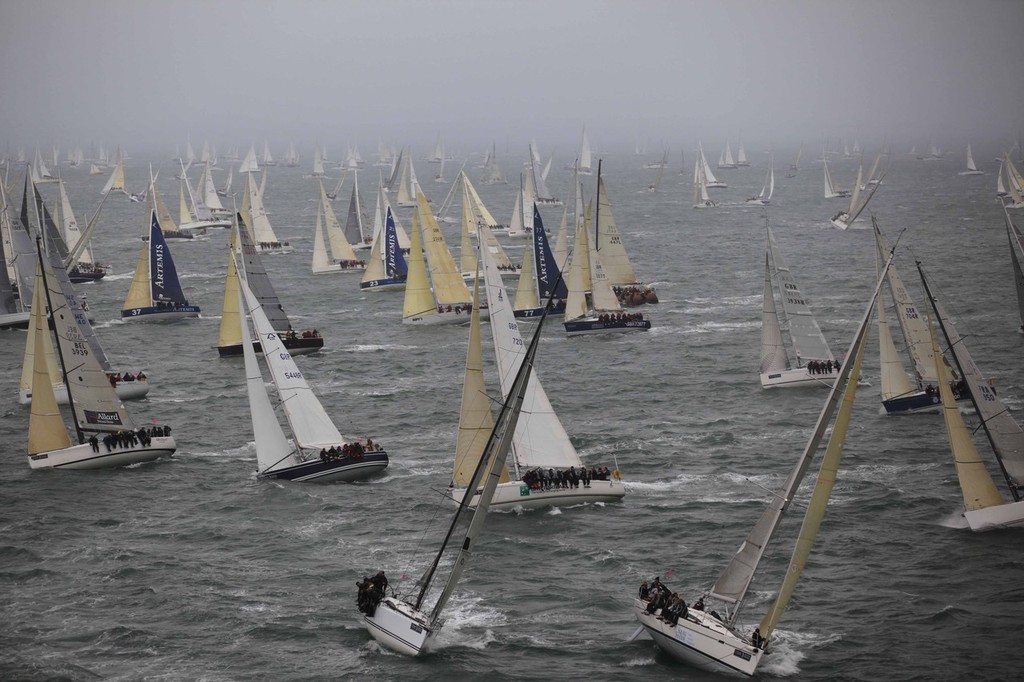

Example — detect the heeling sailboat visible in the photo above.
[120,209,201,321]
[593,160,658,306]
[56,178,109,282]
[633,256,892,676]
[26,242,175,470]
[958,143,984,176]
[449,233,626,510]
[562,202,651,336]
[243,171,291,252]
[218,214,324,357]
[312,180,364,274]
[1004,207,1024,333]
[236,269,388,482]
[401,193,473,325]
[698,142,726,188]
[918,262,1024,530]
[745,154,775,205]
[830,162,885,230]
[873,221,965,414]
[692,157,718,209]
[759,222,837,388]
[513,205,567,319]
[529,141,561,206]
[1002,154,1024,209]
[822,155,850,199]
[362,270,548,656]
[0,181,30,329]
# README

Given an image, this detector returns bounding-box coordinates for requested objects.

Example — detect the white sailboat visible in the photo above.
[577,126,593,175]
[261,140,276,166]
[593,161,657,305]
[217,165,233,197]
[692,158,718,209]
[759,222,837,388]
[428,133,445,163]
[362,272,548,656]
[342,172,372,250]
[100,150,128,197]
[0,179,31,329]
[529,141,561,205]
[717,142,737,169]
[312,180,365,274]
[121,209,201,321]
[736,138,750,166]
[284,142,300,168]
[179,162,231,232]
[401,192,473,325]
[958,143,984,176]
[919,262,1024,530]
[311,145,325,177]
[394,151,420,208]
[238,145,259,174]
[822,154,850,199]
[830,162,884,229]
[26,241,175,470]
[633,257,891,676]
[562,201,650,336]
[745,155,775,205]
[697,142,726,188]
[237,269,388,483]
[242,171,291,252]
[480,142,506,185]
[448,231,626,510]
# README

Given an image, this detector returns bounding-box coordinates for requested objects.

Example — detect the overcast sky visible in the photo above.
[3,0,1022,156]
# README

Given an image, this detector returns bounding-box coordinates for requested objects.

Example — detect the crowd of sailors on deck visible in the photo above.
[521,465,615,491]
[319,439,381,463]
[356,571,389,616]
[154,299,189,309]
[613,285,659,306]
[924,378,971,398]
[495,263,518,272]
[258,240,290,250]
[88,425,171,452]
[284,326,320,340]
[109,371,147,386]
[596,312,646,323]
[805,359,840,374]
[638,577,751,641]
[437,303,471,315]
[335,259,365,269]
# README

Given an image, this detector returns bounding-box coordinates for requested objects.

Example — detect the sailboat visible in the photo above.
[217,165,234,197]
[1005,207,1024,333]
[236,268,388,482]
[100,150,128,197]
[242,171,291,252]
[401,193,473,324]
[692,158,718,209]
[717,142,737,169]
[480,142,506,185]
[529,141,561,206]
[785,143,802,177]
[56,178,109,282]
[311,145,325,178]
[562,202,650,336]
[644,154,666,193]
[359,204,408,291]
[759,222,837,388]
[593,161,658,305]
[0,179,30,329]
[178,162,231,232]
[576,126,593,175]
[362,269,547,656]
[513,205,567,318]
[312,180,365,274]
[261,140,277,166]
[633,255,892,676]
[1002,154,1024,209]
[394,151,420,208]
[917,262,1024,530]
[449,231,626,510]
[830,162,884,229]
[745,155,775,205]
[284,142,300,168]
[26,239,175,470]
[822,154,850,199]
[218,215,324,357]
[121,209,200,321]
[874,220,965,413]
[697,142,726,188]
[342,172,372,250]
[958,144,984,176]
[736,138,750,166]
[428,133,445,163]
[238,145,259,174]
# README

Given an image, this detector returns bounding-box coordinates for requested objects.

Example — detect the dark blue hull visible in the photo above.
[258,451,389,483]
[514,300,566,318]
[122,305,201,321]
[564,318,651,336]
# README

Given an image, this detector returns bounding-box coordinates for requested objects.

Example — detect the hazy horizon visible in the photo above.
[3,0,1023,158]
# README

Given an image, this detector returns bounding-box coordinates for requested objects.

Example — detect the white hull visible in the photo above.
[364,597,434,656]
[0,311,30,329]
[965,500,1024,531]
[312,264,365,275]
[831,215,852,230]
[179,219,231,232]
[693,201,719,209]
[402,308,473,325]
[958,170,984,176]
[706,181,728,189]
[28,436,175,470]
[633,599,763,677]
[450,478,626,510]
[760,367,837,389]
[20,380,150,405]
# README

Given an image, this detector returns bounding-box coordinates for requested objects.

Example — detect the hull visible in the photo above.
[0,311,31,330]
[364,597,434,656]
[965,500,1024,531]
[312,264,365,275]
[217,334,324,358]
[28,436,176,470]
[180,218,231,232]
[121,305,201,321]
[258,451,389,482]
[514,300,566,319]
[450,478,625,510]
[633,599,763,677]
[20,379,150,405]
[831,214,852,230]
[760,367,837,389]
[69,269,106,284]
[360,277,406,292]
[706,181,728,188]
[564,317,651,337]
[402,308,472,325]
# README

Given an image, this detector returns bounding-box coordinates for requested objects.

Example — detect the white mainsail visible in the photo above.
[767,225,834,365]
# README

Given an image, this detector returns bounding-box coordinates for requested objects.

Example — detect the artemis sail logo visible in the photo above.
[153,243,166,290]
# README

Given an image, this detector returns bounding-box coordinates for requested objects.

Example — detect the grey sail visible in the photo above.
[237,211,291,332]
[767,226,834,365]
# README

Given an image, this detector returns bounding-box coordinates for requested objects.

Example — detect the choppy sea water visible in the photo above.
[2,148,1022,681]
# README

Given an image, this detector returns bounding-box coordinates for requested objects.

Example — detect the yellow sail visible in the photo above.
[360,221,387,285]
[152,184,179,232]
[759,313,868,639]
[111,158,125,192]
[179,179,193,224]
[417,192,470,306]
[401,209,437,322]
[20,281,62,396]
[878,291,915,401]
[459,191,477,275]
[319,180,358,262]
[513,219,540,312]
[453,274,508,485]
[122,227,152,311]
[930,315,1005,511]
[27,259,72,455]
[218,225,243,347]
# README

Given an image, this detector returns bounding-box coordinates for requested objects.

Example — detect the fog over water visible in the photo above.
[3,0,1023,155]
